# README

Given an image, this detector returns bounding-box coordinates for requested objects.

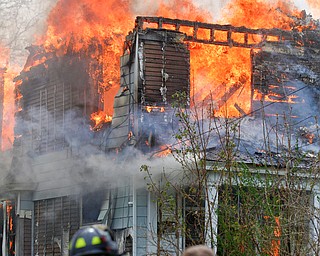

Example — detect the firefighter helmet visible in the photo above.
[69,225,119,256]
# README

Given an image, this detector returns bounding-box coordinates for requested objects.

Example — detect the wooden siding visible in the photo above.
[16,54,100,155]
[142,39,190,105]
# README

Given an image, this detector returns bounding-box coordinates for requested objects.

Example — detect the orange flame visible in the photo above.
[6,203,13,231]
[154,145,172,158]
[145,106,165,113]
[5,201,15,254]
[0,45,19,151]
[253,89,300,104]
[2,68,18,151]
[90,110,112,130]
[189,0,307,117]
[34,0,312,122]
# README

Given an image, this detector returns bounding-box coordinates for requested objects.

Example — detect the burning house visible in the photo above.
[0,10,319,256]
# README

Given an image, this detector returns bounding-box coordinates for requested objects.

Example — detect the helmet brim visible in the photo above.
[73,249,110,256]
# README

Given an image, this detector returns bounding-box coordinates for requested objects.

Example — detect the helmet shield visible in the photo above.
[69,226,118,256]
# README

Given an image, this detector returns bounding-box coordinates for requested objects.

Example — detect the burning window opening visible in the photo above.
[132,16,319,121]
[104,16,320,155]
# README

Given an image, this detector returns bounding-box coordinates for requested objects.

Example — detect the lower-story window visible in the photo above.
[217,185,310,256]
[34,196,80,256]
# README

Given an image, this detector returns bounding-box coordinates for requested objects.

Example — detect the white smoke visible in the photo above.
[192,0,228,21]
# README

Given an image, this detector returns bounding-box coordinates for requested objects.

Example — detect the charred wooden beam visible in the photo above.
[234,103,247,116]
[215,82,242,109]
[134,16,319,48]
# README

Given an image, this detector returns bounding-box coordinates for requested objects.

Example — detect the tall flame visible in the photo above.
[2,68,18,151]
[189,0,306,117]
[220,0,301,29]
[0,46,18,151]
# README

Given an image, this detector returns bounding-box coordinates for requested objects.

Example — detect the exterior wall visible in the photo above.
[105,53,134,149]
[206,176,218,255]
[11,149,107,255]
[16,55,99,155]
[109,178,155,256]
[106,29,190,151]
[311,189,320,254]
[147,193,158,255]
[17,192,33,256]
[31,150,82,201]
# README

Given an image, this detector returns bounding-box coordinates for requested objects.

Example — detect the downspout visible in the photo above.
[31,202,35,256]
[2,201,7,256]
[15,193,20,255]
[132,177,137,256]
[132,31,140,256]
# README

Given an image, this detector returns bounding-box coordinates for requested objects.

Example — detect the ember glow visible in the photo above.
[154,145,172,157]
[253,89,301,104]
[189,0,308,117]
[145,106,165,113]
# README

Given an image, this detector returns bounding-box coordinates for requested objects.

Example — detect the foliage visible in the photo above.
[142,91,320,255]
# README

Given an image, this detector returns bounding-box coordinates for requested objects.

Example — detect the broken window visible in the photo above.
[184,189,205,247]
[82,190,106,224]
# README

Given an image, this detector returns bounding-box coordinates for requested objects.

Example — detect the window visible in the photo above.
[217,185,310,256]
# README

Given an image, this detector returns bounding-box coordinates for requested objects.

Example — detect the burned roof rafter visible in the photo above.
[134,16,320,48]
